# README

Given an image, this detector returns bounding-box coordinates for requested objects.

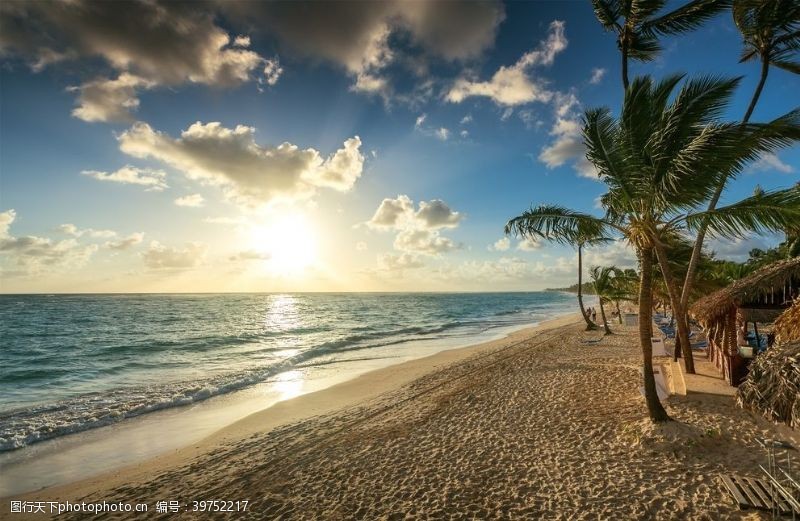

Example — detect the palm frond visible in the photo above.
[645,0,731,36]
[686,186,800,239]
[504,205,614,246]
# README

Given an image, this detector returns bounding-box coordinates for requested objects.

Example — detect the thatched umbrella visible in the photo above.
[737,338,800,429]
[774,298,800,344]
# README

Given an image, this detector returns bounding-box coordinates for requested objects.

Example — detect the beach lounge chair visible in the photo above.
[639,366,670,401]
[652,337,668,356]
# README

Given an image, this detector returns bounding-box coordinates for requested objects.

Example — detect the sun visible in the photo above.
[248,213,318,275]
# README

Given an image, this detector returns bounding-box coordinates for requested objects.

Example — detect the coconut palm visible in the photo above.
[590,265,624,334]
[679,0,800,324]
[609,268,639,324]
[591,0,731,88]
[506,75,800,420]
[506,217,611,330]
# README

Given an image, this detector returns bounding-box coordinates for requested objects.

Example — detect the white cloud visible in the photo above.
[538,93,600,180]
[583,241,637,270]
[708,236,772,262]
[356,241,368,251]
[262,58,283,87]
[366,195,463,256]
[117,121,364,206]
[446,21,566,107]
[0,209,98,274]
[460,130,469,138]
[488,237,510,251]
[57,224,116,238]
[435,127,450,141]
[751,153,794,174]
[174,194,205,208]
[105,232,144,251]
[233,35,251,47]
[460,114,473,125]
[82,165,168,191]
[69,73,155,123]
[589,67,606,85]
[517,237,542,251]
[415,114,427,128]
[394,228,458,254]
[376,252,425,271]
[142,241,206,269]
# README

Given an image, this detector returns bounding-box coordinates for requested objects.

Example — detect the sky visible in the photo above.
[0,0,798,293]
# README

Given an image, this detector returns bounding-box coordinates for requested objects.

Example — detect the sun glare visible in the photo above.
[248,213,318,275]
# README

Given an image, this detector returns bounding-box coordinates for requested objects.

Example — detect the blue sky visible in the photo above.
[0,0,797,293]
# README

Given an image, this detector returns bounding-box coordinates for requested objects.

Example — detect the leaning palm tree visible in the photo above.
[679,0,800,327]
[506,219,611,330]
[591,0,731,88]
[590,265,623,335]
[507,75,800,421]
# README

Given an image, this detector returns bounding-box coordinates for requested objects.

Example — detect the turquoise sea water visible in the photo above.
[0,292,576,451]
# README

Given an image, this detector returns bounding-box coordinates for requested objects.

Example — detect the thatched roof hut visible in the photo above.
[690,257,800,385]
[692,257,800,327]
[774,298,800,344]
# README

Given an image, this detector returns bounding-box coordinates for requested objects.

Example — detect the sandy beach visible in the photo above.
[4,314,798,520]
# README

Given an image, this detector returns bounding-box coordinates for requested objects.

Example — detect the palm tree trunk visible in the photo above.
[638,247,670,422]
[599,299,612,335]
[742,56,770,125]
[616,301,623,324]
[621,39,629,90]
[679,55,770,319]
[578,244,597,331]
[652,239,695,374]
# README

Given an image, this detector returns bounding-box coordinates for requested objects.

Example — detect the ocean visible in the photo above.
[0,292,578,453]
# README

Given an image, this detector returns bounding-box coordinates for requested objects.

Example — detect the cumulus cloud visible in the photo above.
[142,241,206,269]
[488,237,510,251]
[589,67,606,85]
[69,73,155,123]
[366,195,462,256]
[174,194,205,208]
[0,1,274,121]
[750,153,794,174]
[0,209,98,274]
[117,121,364,206]
[446,21,566,107]
[708,236,773,262]
[222,1,504,101]
[538,92,600,180]
[517,237,542,251]
[583,241,637,270]
[82,165,168,191]
[105,232,144,251]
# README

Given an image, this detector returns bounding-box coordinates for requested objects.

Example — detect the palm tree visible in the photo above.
[609,268,639,323]
[591,0,731,88]
[679,0,800,322]
[506,217,610,331]
[506,75,800,420]
[590,265,624,334]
